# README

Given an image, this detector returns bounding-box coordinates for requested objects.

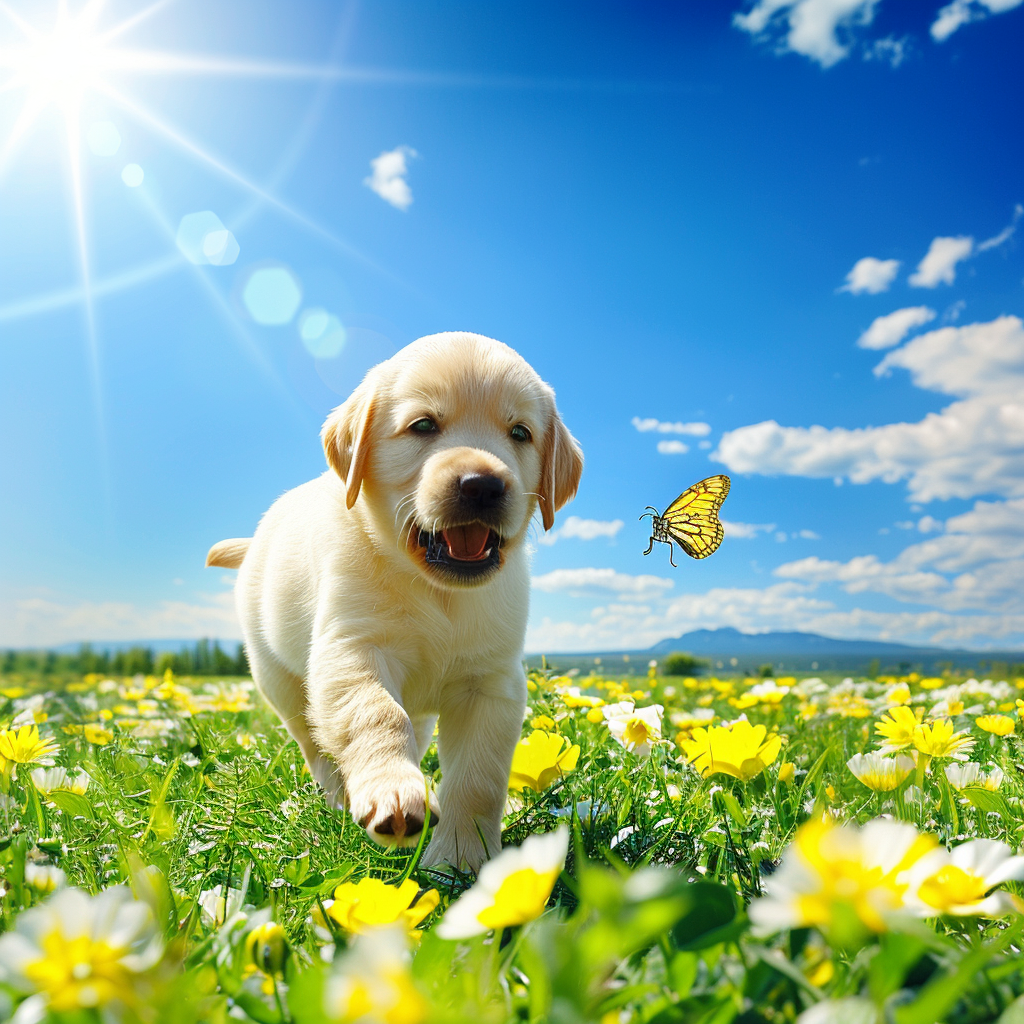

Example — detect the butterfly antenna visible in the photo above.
[639,507,658,522]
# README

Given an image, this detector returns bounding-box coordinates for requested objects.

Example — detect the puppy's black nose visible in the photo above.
[458,473,506,506]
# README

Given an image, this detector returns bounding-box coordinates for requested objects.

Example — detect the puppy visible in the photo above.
[207,332,582,870]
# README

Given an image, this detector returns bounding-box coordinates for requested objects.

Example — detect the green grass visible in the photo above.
[0,667,1022,1023]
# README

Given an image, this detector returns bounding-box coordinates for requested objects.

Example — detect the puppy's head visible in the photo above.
[322,332,583,589]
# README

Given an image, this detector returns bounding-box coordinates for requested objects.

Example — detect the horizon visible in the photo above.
[2,0,1023,653]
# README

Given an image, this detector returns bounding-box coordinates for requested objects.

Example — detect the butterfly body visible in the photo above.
[641,475,730,567]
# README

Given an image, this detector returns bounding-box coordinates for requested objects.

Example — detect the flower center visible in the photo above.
[918,865,989,910]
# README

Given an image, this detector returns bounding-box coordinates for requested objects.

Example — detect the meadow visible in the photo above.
[0,662,1023,1023]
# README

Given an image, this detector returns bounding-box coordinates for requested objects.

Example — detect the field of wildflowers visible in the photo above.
[0,661,1023,1023]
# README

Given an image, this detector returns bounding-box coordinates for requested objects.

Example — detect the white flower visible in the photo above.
[436,828,569,939]
[749,817,936,936]
[603,702,664,756]
[846,752,914,792]
[24,863,66,893]
[944,762,1003,791]
[0,886,162,1014]
[30,766,91,796]
[325,926,425,1023]
[797,997,879,1024]
[199,883,246,927]
[903,839,1024,917]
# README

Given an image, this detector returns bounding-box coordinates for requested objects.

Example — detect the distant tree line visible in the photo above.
[0,639,249,678]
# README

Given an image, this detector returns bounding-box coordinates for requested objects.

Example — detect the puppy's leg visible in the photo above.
[423,672,526,872]
[411,713,438,762]
[306,640,438,847]
[246,647,344,807]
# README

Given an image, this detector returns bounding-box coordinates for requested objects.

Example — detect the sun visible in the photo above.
[9,7,111,110]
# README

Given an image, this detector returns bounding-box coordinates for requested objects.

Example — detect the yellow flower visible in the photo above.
[84,723,114,746]
[0,887,163,1012]
[245,922,288,976]
[749,818,937,938]
[847,752,914,792]
[327,878,439,939]
[885,684,911,705]
[919,677,945,690]
[976,715,1015,737]
[529,715,556,730]
[1016,698,1024,717]
[778,761,795,785]
[873,706,919,752]
[508,731,580,792]
[680,718,782,782]
[912,719,974,760]
[436,828,567,938]
[585,707,604,724]
[556,687,603,709]
[0,724,58,767]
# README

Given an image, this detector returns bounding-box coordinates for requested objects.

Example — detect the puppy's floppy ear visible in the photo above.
[538,406,584,531]
[321,383,377,509]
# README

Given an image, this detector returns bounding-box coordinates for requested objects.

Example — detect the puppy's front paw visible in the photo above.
[347,764,440,848]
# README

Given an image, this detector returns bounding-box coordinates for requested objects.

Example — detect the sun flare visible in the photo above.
[8,9,111,110]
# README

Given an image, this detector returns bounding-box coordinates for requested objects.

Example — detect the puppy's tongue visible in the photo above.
[442,524,491,561]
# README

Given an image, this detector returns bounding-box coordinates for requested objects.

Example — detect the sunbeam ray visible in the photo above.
[0,93,47,180]
[63,97,113,517]
[0,2,40,40]
[98,81,400,280]
[134,188,315,430]
[98,0,176,44]
[0,252,183,323]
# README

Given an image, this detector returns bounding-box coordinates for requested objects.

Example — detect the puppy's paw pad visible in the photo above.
[349,770,439,848]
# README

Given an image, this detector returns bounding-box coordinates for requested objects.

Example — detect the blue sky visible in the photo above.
[2,0,1023,652]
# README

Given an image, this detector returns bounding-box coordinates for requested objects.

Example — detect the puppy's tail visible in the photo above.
[206,538,252,569]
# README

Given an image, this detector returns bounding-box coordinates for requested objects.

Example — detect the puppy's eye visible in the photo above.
[409,417,438,435]
[510,423,531,443]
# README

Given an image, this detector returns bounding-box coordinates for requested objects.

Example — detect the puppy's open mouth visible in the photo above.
[416,523,502,580]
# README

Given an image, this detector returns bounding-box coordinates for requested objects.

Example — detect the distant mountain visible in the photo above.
[648,627,926,657]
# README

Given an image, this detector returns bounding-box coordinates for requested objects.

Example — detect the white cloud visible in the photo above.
[528,574,1024,651]
[797,529,821,539]
[364,146,417,210]
[657,440,690,455]
[1,591,240,648]
[863,36,908,66]
[714,316,1024,502]
[976,203,1023,252]
[723,520,777,538]
[733,0,881,68]
[774,497,1024,611]
[840,256,900,294]
[873,314,1024,397]
[531,568,674,598]
[537,516,624,546]
[931,0,1024,42]
[857,306,936,350]
[908,236,974,287]
[632,417,711,436]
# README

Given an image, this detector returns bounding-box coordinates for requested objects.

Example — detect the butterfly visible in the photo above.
[640,475,731,567]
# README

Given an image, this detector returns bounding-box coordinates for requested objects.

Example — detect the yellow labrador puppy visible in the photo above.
[207,332,582,870]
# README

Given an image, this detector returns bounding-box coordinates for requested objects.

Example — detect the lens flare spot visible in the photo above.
[242,266,302,325]
[121,164,144,187]
[298,307,346,358]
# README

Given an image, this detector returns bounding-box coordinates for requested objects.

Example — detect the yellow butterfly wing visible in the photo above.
[661,475,730,560]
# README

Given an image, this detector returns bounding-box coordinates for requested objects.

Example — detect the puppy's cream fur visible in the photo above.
[207,332,582,870]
